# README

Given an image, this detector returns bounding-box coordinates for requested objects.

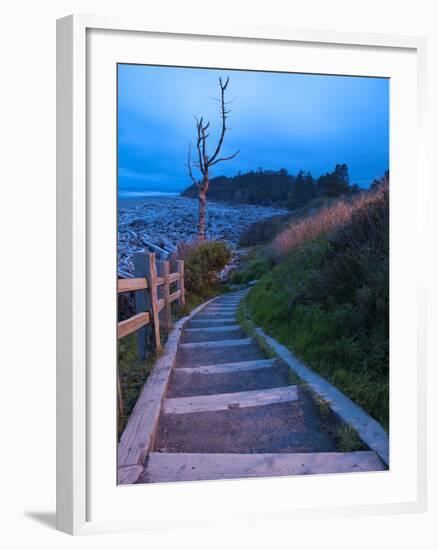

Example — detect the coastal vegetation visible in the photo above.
[118,174,389,437]
[178,240,232,302]
[116,66,390,481]
[181,163,360,210]
[119,175,389,434]
[232,179,389,429]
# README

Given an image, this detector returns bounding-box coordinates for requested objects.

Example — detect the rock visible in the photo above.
[118,196,287,275]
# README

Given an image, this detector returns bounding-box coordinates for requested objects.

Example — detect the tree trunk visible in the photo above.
[187,78,238,240]
[198,170,208,240]
[198,188,207,240]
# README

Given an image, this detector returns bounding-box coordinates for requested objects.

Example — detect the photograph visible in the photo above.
[116,63,390,485]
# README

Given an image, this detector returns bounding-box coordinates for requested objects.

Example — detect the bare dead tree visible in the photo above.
[186,77,239,240]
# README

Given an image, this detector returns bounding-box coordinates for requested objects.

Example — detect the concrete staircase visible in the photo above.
[138,291,385,483]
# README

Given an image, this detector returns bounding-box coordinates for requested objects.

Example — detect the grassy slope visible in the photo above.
[238,187,389,429]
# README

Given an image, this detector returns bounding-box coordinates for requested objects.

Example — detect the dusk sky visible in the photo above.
[118,64,389,197]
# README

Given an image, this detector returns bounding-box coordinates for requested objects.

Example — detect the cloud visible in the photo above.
[118,65,389,191]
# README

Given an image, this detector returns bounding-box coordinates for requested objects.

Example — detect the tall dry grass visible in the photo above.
[270,185,388,261]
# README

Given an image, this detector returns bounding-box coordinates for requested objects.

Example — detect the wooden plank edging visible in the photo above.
[253,326,389,466]
[163,385,298,415]
[118,312,150,339]
[117,295,217,484]
[175,358,276,375]
[118,277,147,293]
[144,451,385,483]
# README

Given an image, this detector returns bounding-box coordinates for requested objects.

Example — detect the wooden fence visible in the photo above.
[117,252,185,415]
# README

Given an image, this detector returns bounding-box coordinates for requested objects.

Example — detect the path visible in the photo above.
[137,291,385,483]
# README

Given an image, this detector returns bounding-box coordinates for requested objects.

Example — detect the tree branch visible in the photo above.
[207,77,230,166]
[201,124,208,170]
[186,144,200,187]
[209,149,240,167]
[194,116,205,175]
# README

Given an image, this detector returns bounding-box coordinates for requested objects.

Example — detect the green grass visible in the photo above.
[242,237,389,430]
[239,188,389,430]
[305,386,367,451]
[118,333,156,438]
[335,423,367,452]
[230,247,272,285]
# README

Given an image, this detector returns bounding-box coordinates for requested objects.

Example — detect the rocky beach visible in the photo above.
[118,195,287,275]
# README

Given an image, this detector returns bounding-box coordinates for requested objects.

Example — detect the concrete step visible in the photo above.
[184,325,241,333]
[188,317,237,326]
[141,451,386,483]
[202,306,238,315]
[154,394,338,454]
[206,302,240,306]
[213,298,243,301]
[175,358,277,375]
[209,302,240,307]
[176,340,264,367]
[195,311,238,318]
[204,303,239,308]
[167,359,290,398]
[181,327,247,344]
[179,338,252,350]
[163,385,298,414]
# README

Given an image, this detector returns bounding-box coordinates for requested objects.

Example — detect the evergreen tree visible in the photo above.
[371,170,389,189]
[316,163,351,197]
[287,170,316,209]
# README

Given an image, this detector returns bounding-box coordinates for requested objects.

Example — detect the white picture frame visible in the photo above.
[56,14,428,535]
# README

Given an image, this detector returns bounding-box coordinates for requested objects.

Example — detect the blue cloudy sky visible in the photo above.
[118,64,389,197]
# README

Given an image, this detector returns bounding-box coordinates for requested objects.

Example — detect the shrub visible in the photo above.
[182,240,232,297]
[239,213,292,246]
[230,248,272,284]
[244,183,389,428]
[270,186,388,262]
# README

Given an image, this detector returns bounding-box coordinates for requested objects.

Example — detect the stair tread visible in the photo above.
[179,337,252,349]
[175,358,277,375]
[163,385,298,414]
[141,450,385,483]
[184,325,241,332]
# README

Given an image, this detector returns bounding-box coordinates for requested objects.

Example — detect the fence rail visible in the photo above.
[118,277,147,293]
[117,252,185,417]
[118,252,185,350]
[117,312,150,339]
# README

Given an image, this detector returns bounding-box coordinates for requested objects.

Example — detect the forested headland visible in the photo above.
[181,163,363,210]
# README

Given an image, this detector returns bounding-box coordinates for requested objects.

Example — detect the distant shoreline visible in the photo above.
[117,195,287,274]
[119,191,180,199]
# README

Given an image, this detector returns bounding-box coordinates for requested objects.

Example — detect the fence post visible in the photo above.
[157,260,172,330]
[145,253,162,352]
[177,259,185,308]
[133,252,150,360]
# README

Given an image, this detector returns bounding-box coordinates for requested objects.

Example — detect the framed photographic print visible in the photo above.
[57,15,427,535]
